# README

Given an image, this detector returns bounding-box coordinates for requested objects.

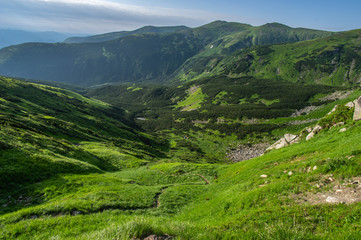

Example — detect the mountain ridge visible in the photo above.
[0,21,333,86]
[63,25,190,44]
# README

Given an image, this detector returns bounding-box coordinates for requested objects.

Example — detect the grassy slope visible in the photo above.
[0,76,166,191]
[197,29,361,87]
[174,23,332,82]
[1,93,361,239]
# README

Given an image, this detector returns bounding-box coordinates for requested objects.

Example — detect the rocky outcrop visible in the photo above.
[353,96,361,121]
[345,101,355,108]
[306,125,323,141]
[266,133,299,151]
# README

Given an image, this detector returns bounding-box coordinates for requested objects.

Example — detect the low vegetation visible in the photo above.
[1,81,361,239]
[1,22,361,240]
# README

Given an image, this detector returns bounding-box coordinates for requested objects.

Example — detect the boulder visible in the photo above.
[284,134,299,144]
[339,128,347,133]
[327,105,338,115]
[326,196,339,203]
[306,125,322,141]
[266,133,300,151]
[267,138,287,151]
[345,101,355,108]
[353,96,361,121]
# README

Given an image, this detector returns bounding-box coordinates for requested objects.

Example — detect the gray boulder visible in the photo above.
[267,134,299,151]
[306,125,322,141]
[353,96,361,121]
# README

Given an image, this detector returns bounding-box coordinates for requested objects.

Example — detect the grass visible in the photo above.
[175,86,207,111]
[2,101,361,239]
[2,76,361,239]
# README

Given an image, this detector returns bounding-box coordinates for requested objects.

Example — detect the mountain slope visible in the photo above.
[175,23,333,81]
[183,29,361,86]
[86,76,339,141]
[0,21,331,86]
[0,76,165,190]
[1,91,361,239]
[63,25,189,43]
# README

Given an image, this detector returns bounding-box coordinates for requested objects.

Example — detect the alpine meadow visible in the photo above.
[1,3,361,239]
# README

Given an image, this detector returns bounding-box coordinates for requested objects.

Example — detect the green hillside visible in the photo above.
[0,76,168,191]
[87,75,338,138]
[0,21,331,86]
[180,29,361,86]
[175,23,332,82]
[1,76,361,239]
[2,20,361,240]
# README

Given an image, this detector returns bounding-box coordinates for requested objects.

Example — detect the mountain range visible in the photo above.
[2,20,361,239]
[0,21,333,86]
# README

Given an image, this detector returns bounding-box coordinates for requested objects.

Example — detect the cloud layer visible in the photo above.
[0,0,217,33]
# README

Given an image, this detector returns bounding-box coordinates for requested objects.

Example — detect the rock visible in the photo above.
[353,96,361,121]
[144,235,172,240]
[266,133,299,151]
[306,125,322,141]
[345,101,355,108]
[326,196,339,203]
[291,106,320,117]
[267,138,288,150]
[1,203,8,207]
[313,125,322,132]
[306,132,315,141]
[228,143,269,162]
[260,175,268,178]
[71,211,82,216]
[336,189,343,193]
[284,134,298,143]
[333,122,345,127]
[313,166,317,171]
[144,235,158,240]
[339,128,347,133]
[328,105,338,115]
[288,171,293,176]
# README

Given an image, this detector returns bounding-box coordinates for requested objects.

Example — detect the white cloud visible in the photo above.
[0,0,219,33]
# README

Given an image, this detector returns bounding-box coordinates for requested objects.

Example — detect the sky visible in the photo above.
[1,0,361,34]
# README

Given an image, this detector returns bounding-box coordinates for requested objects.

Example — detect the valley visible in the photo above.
[1,20,361,239]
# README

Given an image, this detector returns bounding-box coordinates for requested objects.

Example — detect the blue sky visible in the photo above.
[0,0,360,34]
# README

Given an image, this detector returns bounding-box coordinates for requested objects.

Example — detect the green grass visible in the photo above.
[2,100,361,239]
[2,76,361,239]
[175,87,207,111]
